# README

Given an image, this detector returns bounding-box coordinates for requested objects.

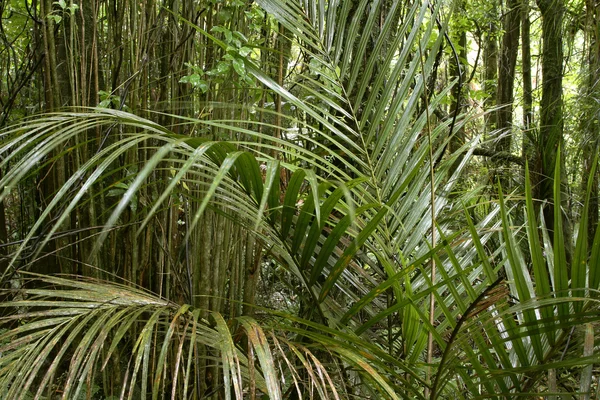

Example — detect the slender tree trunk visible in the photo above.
[582,0,600,248]
[535,0,566,239]
[483,0,499,134]
[449,5,467,171]
[521,0,534,162]
[495,0,521,188]
[37,0,65,275]
[76,0,103,275]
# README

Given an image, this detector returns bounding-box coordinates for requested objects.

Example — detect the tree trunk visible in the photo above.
[448,2,468,173]
[483,0,499,134]
[535,0,565,234]
[582,0,600,248]
[37,0,65,275]
[521,0,534,161]
[495,0,521,188]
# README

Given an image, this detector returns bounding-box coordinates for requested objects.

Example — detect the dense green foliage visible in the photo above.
[0,0,598,398]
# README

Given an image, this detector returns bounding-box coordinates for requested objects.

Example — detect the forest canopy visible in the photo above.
[0,0,599,398]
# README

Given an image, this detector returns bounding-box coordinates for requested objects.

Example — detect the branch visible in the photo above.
[473,147,525,166]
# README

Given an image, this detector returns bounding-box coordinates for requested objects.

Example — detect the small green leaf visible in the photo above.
[179,74,208,92]
[239,46,253,57]
[232,57,246,76]
[212,26,233,43]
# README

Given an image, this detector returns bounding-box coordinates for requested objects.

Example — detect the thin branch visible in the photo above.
[473,147,525,166]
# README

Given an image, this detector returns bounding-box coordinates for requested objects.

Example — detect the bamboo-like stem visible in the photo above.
[420,41,436,398]
[274,22,284,157]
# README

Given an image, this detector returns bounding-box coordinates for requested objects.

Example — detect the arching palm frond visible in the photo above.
[430,157,600,398]
[0,274,397,400]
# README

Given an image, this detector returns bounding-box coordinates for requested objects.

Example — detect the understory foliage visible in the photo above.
[0,1,599,399]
